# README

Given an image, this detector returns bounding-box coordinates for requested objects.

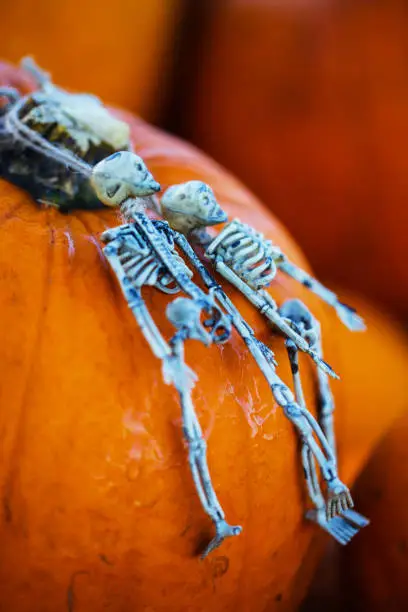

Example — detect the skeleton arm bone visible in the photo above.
[278,259,366,331]
[213,258,338,379]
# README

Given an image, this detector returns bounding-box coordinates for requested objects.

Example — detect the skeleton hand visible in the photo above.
[326,478,354,520]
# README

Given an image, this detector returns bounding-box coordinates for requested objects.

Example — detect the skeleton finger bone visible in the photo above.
[326,481,354,520]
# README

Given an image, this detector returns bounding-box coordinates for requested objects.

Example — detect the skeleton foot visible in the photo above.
[341,508,370,528]
[306,508,367,545]
[326,479,354,520]
[201,518,242,559]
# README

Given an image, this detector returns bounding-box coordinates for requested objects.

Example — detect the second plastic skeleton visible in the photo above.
[158,187,368,542]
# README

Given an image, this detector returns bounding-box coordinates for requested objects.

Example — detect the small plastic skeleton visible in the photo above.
[154,181,368,540]
[0,57,131,209]
[92,153,355,552]
[91,152,241,557]
[280,299,369,543]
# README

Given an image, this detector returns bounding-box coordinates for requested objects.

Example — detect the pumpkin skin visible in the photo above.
[0,64,406,612]
[185,0,408,322]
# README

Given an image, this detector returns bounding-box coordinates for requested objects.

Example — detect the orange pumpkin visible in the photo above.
[0,63,406,612]
[0,0,183,120]
[185,0,408,321]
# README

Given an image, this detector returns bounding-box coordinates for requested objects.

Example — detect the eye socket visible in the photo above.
[203,196,209,204]
[137,163,143,171]
[179,193,186,200]
[106,183,121,198]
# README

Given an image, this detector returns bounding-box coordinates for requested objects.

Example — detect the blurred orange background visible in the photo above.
[2,0,406,321]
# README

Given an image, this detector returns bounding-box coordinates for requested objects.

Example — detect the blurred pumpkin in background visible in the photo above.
[0,0,183,121]
[0,61,407,612]
[323,291,408,488]
[337,410,408,612]
[183,0,408,322]
[301,394,408,612]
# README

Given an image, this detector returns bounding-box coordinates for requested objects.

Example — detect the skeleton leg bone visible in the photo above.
[279,299,337,452]
[282,302,369,539]
[169,332,242,558]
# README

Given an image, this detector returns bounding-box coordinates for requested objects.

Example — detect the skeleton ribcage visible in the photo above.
[205,219,283,290]
[113,226,193,294]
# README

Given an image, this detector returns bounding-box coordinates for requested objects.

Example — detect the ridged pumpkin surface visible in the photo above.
[0,64,406,612]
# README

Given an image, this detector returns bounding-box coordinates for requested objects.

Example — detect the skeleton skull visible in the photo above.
[161,181,227,234]
[91,151,161,207]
